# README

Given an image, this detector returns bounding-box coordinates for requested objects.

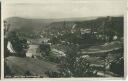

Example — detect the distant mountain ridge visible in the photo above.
[5,16,123,39]
[5,16,98,33]
[6,16,98,22]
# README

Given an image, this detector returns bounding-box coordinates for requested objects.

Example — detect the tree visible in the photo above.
[7,31,28,57]
[39,42,51,56]
[58,44,97,77]
[4,62,13,77]
[110,57,124,77]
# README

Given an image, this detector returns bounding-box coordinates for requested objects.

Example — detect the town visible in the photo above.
[4,16,124,78]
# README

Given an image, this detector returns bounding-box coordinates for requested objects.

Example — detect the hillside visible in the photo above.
[4,16,123,40]
[4,16,124,77]
[5,56,59,77]
[4,17,98,33]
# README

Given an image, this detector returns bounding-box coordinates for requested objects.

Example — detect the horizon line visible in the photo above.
[4,15,124,20]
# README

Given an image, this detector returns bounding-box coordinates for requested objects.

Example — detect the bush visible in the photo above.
[7,31,28,57]
[4,62,13,77]
[110,57,124,77]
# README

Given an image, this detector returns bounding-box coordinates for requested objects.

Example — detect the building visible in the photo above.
[80,28,91,34]
[51,48,66,57]
[7,41,16,53]
[26,44,41,58]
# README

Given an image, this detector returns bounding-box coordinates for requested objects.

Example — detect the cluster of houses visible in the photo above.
[6,37,66,59]
[71,23,118,41]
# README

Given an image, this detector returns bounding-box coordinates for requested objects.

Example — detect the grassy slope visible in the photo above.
[5,56,59,77]
[81,41,123,54]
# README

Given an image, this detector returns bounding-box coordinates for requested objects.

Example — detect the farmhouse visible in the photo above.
[7,41,16,54]
[51,48,66,57]
[80,28,91,34]
[26,44,41,58]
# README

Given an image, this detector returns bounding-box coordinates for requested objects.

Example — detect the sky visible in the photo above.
[3,0,125,19]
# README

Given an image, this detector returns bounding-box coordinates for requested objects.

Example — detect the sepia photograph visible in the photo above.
[0,1,1,79]
[3,0,125,78]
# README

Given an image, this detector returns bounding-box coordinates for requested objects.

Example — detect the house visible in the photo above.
[51,49,66,57]
[26,44,41,58]
[7,41,16,53]
[113,35,118,40]
[71,24,76,33]
[80,28,91,34]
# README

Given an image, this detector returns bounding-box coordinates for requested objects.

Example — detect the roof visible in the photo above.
[26,45,39,55]
[51,49,66,57]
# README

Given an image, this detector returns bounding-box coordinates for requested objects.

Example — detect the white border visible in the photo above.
[1,0,5,80]
[1,0,127,80]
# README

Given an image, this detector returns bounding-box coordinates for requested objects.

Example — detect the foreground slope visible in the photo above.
[5,56,59,77]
